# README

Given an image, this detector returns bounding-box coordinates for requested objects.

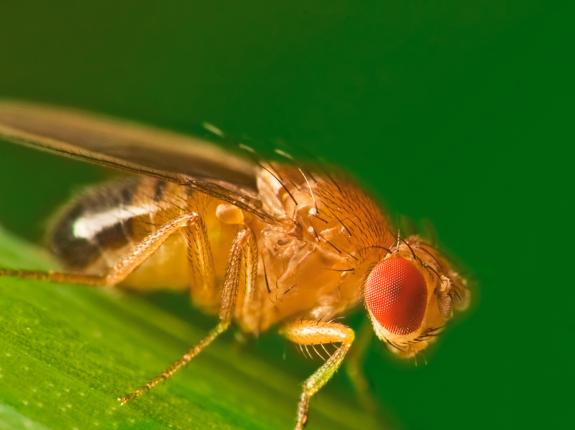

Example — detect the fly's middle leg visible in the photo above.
[280,321,355,430]
[118,226,257,404]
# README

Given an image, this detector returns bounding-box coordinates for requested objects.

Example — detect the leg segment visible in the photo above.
[184,214,216,297]
[281,321,355,430]
[118,227,257,404]
[0,214,206,287]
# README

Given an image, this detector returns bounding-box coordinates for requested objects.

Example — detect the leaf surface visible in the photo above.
[0,228,379,430]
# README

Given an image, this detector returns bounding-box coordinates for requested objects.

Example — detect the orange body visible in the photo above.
[51,165,395,334]
[0,101,470,429]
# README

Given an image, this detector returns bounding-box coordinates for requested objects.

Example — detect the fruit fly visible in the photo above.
[0,101,470,430]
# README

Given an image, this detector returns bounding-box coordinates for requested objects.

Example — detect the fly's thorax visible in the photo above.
[256,164,395,257]
[364,235,470,358]
[254,164,396,326]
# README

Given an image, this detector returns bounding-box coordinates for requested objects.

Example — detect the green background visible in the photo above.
[0,1,572,429]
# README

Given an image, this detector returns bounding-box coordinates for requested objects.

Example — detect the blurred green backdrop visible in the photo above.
[0,1,572,429]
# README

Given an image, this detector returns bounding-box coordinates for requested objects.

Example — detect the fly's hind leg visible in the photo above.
[281,321,355,430]
[118,226,257,404]
[0,214,207,288]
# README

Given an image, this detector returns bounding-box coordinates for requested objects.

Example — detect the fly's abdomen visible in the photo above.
[48,177,186,277]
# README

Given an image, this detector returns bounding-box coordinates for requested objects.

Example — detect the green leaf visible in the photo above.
[0,227,380,430]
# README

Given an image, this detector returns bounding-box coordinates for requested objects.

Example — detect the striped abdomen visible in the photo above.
[49,177,187,275]
[48,177,240,295]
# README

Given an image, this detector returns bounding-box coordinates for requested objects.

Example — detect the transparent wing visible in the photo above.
[0,100,275,222]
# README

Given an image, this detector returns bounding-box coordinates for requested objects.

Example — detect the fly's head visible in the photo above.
[364,235,470,358]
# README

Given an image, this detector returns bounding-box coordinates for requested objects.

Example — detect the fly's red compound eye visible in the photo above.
[365,257,427,335]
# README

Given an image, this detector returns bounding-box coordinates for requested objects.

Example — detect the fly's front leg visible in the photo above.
[0,214,200,287]
[281,321,355,430]
[118,227,257,404]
